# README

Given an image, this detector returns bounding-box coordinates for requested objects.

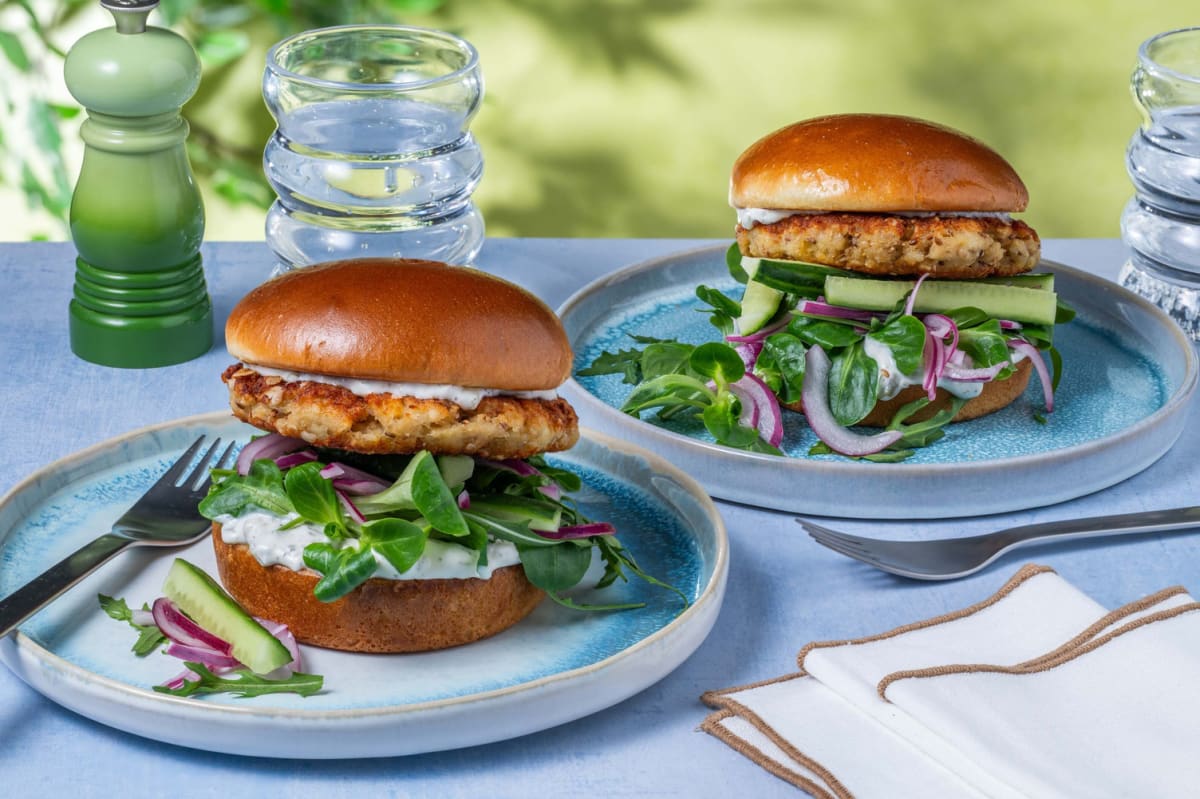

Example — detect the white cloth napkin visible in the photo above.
[702,564,1199,798]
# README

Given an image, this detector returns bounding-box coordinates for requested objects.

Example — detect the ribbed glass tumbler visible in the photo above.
[263,25,485,269]
[1120,27,1200,340]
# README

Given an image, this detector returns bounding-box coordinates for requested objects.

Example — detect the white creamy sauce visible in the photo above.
[246,364,558,411]
[860,336,1026,401]
[733,208,1013,229]
[216,511,522,580]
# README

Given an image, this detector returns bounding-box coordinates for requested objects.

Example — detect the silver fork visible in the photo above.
[798,506,1200,580]
[0,436,234,638]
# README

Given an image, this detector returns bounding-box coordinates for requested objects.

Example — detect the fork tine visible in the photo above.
[808,532,877,564]
[801,520,868,551]
[157,436,208,484]
[807,530,869,554]
[184,438,228,492]
[191,440,236,494]
[796,519,871,549]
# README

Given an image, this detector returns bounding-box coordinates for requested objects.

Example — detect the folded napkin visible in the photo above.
[702,564,1200,799]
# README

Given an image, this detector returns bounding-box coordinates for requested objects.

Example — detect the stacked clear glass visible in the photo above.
[263,25,485,269]
[1120,27,1200,340]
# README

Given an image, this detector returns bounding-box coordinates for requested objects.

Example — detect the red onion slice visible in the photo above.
[319,462,390,495]
[256,617,302,673]
[236,434,308,476]
[274,450,317,470]
[727,315,791,343]
[336,489,366,524]
[540,522,617,540]
[151,597,233,655]
[732,341,763,370]
[130,608,155,627]
[727,382,761,430]
[1008,340,1054,412]
[535,484,561,501]
[942,361,1009,382]
[999,319,1023,331]
[457,489,471,509]
[165,642,241,670]
[904,274,930,317]
[803,347,904,456]
[731,372,784,448]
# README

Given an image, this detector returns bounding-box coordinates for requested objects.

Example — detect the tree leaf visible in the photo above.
[0,31,31,71]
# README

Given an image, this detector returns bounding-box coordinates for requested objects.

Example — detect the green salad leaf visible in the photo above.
[154,663,323,699]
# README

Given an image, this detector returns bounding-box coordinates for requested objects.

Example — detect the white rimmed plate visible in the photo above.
[560,244,1198,518]
[0,413,727,758]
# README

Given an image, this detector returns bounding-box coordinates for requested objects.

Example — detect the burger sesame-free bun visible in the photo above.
[225,258,572,391]
[212,527,546,653]
[730,114,1029,213]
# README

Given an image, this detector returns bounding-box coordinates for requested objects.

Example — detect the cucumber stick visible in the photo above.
[735,259,784,334]
[162,558,292,674]
[824,276,1058,325]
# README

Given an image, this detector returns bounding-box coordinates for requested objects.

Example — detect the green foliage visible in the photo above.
[0,0,447,236]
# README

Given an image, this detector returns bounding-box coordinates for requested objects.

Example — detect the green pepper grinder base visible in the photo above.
[64,0,212,368]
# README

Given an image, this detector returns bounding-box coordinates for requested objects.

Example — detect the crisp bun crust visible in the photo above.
[225,258,572,391]
[212,526,546,653]
[730,114,1029,212]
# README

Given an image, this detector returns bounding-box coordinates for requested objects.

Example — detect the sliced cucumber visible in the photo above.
[824,276,1058,325]
[437,455,475,488]
[162,558,292,674]
[735,259,784,335]
[750,257,854,296]
[467,495,562,532]
[979,273,1055,291]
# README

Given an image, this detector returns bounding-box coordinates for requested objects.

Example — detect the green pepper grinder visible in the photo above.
[63,0,211,367]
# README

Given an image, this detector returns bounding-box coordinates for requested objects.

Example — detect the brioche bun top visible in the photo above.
[225,258,572,391]
[730,114,1029,213]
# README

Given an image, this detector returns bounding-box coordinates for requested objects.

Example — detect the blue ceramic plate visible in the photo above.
[560,244,1198,518]
[0,413,727,758]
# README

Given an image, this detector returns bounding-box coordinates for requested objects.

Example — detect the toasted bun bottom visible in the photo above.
[785,359,1033,427]
[212,526,545,653]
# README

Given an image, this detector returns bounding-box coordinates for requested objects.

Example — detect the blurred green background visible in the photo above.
[0,0,1195,242]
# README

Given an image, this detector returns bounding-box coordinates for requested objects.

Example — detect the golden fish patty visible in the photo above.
[222,364,579,460]
[736,213,1040,278]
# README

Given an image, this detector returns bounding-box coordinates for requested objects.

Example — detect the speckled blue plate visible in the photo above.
[560,244,1198,518]
[0,413,726,758]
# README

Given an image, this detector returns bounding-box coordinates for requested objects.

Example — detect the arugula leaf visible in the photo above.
[827,342,879,427]
[868,315,926,376]
[198,459,293,519]
[154,663,323,698]
[577,347,644,384]
[462,511,558,548]
[755,333,806,404]
[98,594,167,656]
[695,285,741,336]
[284,461,345,532]
[362,518,427,575]
[595,536,689,607]
[725,242,749,284]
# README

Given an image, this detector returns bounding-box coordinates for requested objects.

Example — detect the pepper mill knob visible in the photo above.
[63,0,212,368]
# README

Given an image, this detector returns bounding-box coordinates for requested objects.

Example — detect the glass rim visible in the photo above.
[1139,26,1200,86]
[265,24,480,92]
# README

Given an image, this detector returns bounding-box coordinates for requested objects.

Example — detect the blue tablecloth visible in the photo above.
[1,239,1196,798]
